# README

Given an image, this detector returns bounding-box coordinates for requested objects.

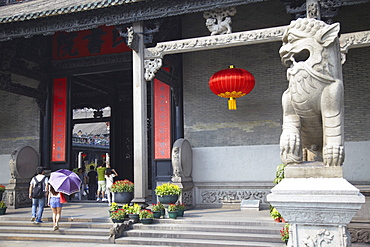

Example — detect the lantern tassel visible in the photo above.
[228,97,237,110]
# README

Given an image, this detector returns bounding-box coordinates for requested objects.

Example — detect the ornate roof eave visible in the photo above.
[0,0,145,24]
[0,0,268,41]
[281,0,370,18]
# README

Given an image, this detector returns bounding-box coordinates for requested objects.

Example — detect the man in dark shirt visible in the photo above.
[87,165,98,200]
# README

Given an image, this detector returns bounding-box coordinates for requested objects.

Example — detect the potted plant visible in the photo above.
[273,164,286,184]
[109,202,119,216]
[0,201,7,215]
[111,179,134,203]
[139,209,154,224]
[127,203,141,222]
[0,184,5,200]
[270,207,282,222]
[110,209,126,223]
[151,203,162,218]
[176,203,185,217]
[280,223,290,244]
[167,203,178,219]
[155,183,181,204]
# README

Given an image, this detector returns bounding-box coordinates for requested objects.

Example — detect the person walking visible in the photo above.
[48,184,63,231]
[77,168,87,200]
[87,165,98,200]
[29,167,48,224]
[96,160,109,202]
[105,167,118,206]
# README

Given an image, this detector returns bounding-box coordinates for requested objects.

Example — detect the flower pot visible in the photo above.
[0,207,6,215]
[111,218,124,223]
[274,217,281,222]
[152,211,161,219]
[160,208,165,217]
[140,218,153,224]
[114,192,134,203]
[128,213,139,222]
[158,195,178,204]
[177,209,185,217]
[168,211,178,219]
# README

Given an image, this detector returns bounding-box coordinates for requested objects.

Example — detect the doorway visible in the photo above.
[70,71,136,182]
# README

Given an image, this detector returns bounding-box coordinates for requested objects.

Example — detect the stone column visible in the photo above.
[132,21,148,204]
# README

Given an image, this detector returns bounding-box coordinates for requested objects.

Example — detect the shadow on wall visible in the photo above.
[0,155,11,185]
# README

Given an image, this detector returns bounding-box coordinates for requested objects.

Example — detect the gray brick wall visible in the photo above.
[0,90,40,154]
[182,1,370,148]
[343,46,370,142]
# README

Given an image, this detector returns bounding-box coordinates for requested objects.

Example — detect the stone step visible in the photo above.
[0,225,109,236]
[0,216,111,223]
[155,218,278,227]
[116,236,286,247]
[0,233,111,243]
[133,222,281,234]
[0,220,112,229]
[123,229,282,243]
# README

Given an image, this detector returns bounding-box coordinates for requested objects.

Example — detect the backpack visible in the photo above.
[32,176,46,199]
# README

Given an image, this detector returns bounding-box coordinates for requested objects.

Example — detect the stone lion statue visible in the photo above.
[279,18,344,166]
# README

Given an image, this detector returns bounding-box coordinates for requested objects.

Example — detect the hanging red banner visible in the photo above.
[52,25,131,60]
[51,78,68,162]
[153,77,171,160]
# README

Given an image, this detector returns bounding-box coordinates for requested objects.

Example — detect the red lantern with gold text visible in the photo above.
[208,65,255,110]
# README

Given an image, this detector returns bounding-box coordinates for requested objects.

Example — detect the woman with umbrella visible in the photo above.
[48,184,63,230]
[48,169,81,231]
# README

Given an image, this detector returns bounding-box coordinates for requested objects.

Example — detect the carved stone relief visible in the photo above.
[200,189,269,205]
[281,209,356,225]
[340,30,370,64]
[203,7,236,36]
[307,2,319,19]
[171,138,192,183]
[144,58,162,81]
[349,228,370,243]
[181,190,193,206]
[301,229,334,246]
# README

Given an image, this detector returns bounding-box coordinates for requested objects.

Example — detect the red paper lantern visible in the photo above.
[209,65,255,110]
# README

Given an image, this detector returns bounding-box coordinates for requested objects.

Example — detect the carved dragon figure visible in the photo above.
[279,18,344,166]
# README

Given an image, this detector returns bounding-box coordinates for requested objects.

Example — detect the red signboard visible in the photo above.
[51,78,68,162]
[153,78,171,160]
[52,25,131,60]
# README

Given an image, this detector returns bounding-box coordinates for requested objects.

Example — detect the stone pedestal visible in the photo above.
[5,178,32,209]
[6,146,39,209]
[267,177,365,246]
[171,139,195,208]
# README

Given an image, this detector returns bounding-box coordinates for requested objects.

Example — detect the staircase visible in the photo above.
[0,205,286,246]
[0,215,113,243]
[116,217,286,247]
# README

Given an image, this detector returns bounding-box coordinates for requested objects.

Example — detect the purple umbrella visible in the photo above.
[49,169,81,195]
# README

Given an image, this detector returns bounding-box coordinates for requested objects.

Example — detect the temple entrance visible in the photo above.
[69,70,138,182]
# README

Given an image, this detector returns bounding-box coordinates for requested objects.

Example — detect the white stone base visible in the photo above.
[267,178,365,247]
